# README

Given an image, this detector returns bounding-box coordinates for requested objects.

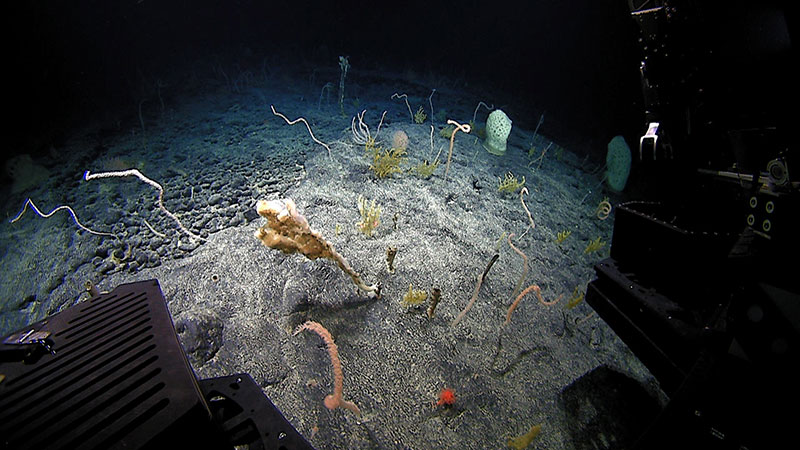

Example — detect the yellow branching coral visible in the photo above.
[555,230,572,244]
[584,237,606,254]
[565,285,585,309]
[401,284,428,307]
[498,172,526,194]
[413,159,440,178]
[356,195,381,237]
[413,106,427,124]
[364,136,378,153]
[370,146,406,178]
[440,125,456,139]
[508,424,542,449]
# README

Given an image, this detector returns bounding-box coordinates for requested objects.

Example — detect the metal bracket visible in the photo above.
[640,122,660,160]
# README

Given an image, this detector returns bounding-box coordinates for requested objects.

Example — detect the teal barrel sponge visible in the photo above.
[483,109,512,156]
[605,135,632,192]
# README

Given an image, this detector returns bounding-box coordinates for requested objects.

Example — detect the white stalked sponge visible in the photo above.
[483,109,512,156]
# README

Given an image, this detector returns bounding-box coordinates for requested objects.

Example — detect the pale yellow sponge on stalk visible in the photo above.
[255,198,380,298]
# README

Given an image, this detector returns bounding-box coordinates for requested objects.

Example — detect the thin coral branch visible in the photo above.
[507,233,529,301]
[444,119,471,180]
[452,253,499,327]
[10,198,116,238]
[351,109,371,145]
[270,105,333,159]
[504,284,563,326]
[84,169,205,241]
[518,187,535,239]
[390,92,413,122]
[294,320,361,416]
[351,109,387,146]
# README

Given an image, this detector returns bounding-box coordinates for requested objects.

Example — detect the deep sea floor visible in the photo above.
[0,61,661,449]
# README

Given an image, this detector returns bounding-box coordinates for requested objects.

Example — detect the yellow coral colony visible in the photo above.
[401,284,428,307]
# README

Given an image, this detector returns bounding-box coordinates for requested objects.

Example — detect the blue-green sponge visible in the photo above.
[605,135,631,192]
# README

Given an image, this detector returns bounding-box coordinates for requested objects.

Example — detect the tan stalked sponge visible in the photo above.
[255,198,380,298]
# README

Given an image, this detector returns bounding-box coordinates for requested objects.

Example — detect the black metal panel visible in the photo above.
[199,374,316,450]
[0,280,213,450]
[586,258,707,395]
[609,201,738,306]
